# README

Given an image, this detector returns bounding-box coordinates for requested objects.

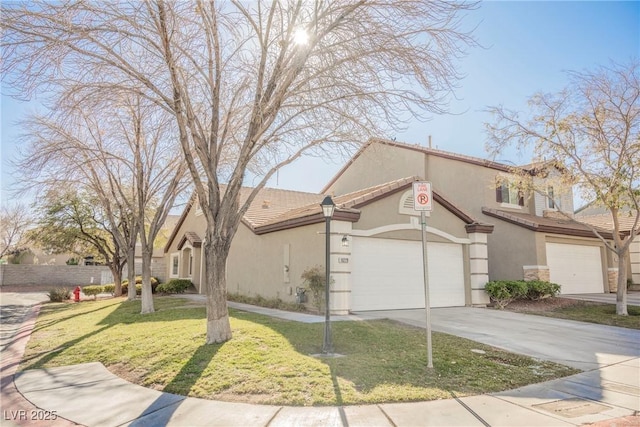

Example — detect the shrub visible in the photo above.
[301,266,333,313]
[227,292,307,312]
[82,285,104,300]
[157,279,193,294]
[103,284,115,295]
[122,276,160,294]
[47,287,71,302]
[485,280,528,309]
[526,280,561,300]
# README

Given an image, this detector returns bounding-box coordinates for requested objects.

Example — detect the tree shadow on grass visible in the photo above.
[228,309,578,405]
[22,297,206,372]
[163,343,221,396]
[32,300,120,333]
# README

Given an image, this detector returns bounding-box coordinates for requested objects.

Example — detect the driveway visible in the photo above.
[356,306,640,371]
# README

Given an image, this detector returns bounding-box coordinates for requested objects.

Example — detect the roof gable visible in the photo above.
[322,138,517,193]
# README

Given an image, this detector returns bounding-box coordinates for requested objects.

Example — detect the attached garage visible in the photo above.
[350,237,465,311]
[546,242,604,294]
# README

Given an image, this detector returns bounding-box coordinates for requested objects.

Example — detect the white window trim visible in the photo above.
[170,252,180,278]
[500,202,523,210]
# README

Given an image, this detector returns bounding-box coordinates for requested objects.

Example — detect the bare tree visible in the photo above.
[486,61,640,315]
[0,203,31,260]
[2,0,478,342]
[15,93,188,312]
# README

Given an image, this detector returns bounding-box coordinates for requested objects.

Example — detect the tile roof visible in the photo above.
[177,232,202,249]
[254,177,419,232]
[241,187,324,228]
[482,208,614,239]
[578,212,640,235]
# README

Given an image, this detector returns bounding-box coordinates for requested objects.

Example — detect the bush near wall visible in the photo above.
[485,280,561,309]
[156,279,193,294]
[121,276,160,294]
[227,292,307,313]
[81,285,104,300]
[47,288,71,302]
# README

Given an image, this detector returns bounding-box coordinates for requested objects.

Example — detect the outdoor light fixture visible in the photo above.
[341,235,349,247]
[320,195,335,354]
[320,196,336,218]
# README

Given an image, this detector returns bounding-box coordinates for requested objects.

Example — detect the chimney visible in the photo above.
[262,200,270,209]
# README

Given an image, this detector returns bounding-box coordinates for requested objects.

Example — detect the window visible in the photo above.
[170,253,179,278]
[189,253,193,276]
[496,180,524,207]
[547,186,555,209]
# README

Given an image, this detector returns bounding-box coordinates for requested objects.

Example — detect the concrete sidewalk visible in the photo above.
[3,293,640,426]
[12,358,640,426]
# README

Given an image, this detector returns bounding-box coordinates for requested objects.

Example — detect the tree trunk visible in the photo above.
[616,251,628,316]
[112,266,123,297]
[140,248,155,314]
[127,246,137,301]
[204,233,232,344]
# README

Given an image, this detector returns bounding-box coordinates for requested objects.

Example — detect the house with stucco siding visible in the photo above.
[165,138,619,314]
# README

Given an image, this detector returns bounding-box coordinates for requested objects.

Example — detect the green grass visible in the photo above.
[536,302,640,329]
[21,297,578,406]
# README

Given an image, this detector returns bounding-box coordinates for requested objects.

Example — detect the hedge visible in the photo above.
[82,285,104,300]
[47,287,71,302]
[485,280,561,309]
[122,276,161,294]
[157,279,193,294]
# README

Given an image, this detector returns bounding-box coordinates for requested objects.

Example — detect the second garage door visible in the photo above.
[546,242,604,294]
[351,237,465,311]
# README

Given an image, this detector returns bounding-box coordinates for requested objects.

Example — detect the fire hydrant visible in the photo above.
[73,286,81,302]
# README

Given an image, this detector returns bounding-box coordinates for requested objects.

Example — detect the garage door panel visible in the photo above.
[546,243,604,294]
[351,238,464,311]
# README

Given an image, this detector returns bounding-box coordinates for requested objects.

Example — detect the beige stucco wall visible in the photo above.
[227,222,326,302]
[486,220,540,281]
[164,207,207,285]
[327,143,426,196]
[352,190,469,243]
[426,155,534,217]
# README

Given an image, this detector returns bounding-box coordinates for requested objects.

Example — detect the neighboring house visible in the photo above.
[165,176,494,314]
[576,210,640,285]
[130,214,180,282]
[4,247,78,266]
[166,138,618,314]
[323,139,617,295]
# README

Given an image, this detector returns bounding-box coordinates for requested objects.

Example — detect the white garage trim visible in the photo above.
[351,237,465,311]
[350,218,470,244]
[546,242,604,294]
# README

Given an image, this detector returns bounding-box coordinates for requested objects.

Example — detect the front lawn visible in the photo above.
[21,297,578,406]
[503,298,640,330]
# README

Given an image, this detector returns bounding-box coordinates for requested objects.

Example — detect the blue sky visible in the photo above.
[1,1,639,204]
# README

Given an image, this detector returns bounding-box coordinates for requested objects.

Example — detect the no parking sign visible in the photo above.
[412,181,433,211]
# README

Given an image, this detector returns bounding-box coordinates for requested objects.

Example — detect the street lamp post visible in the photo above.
[320,195,335,355]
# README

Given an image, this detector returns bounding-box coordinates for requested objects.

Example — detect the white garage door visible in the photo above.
[546,243,604,294]
[351,237,465,311]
